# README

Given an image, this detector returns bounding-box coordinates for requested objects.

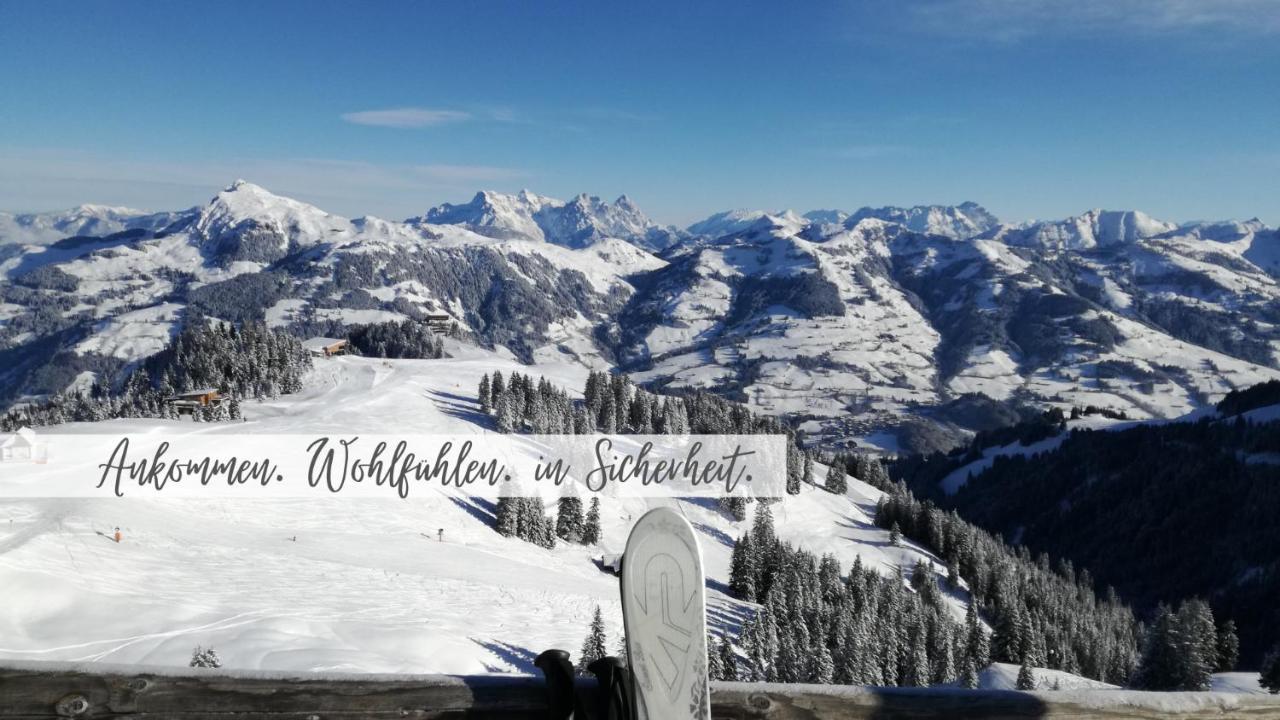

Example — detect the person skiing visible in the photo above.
[437,528,444,542]
[113,527,121,543]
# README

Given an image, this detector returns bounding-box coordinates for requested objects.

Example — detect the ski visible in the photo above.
[620,507,710,720]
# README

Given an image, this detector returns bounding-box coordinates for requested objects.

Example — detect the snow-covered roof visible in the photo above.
[302,337,347,350]
[1,427,38,448]
[170,388,220,398]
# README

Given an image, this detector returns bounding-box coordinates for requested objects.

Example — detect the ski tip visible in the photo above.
[622,507,703,566]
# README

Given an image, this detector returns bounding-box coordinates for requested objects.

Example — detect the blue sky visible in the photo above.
[1,0,1278,226]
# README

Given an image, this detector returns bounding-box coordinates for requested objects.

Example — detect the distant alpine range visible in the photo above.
[3,180,1278,452]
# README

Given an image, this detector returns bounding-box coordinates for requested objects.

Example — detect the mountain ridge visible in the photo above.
[2,181,1277,453]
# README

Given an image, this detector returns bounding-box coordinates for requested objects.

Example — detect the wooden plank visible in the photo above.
[2,665,1279,719]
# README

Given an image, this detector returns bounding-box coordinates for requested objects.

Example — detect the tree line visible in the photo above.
[890,405,1280,669]
[1,318,310,431]
[725,502,985,687]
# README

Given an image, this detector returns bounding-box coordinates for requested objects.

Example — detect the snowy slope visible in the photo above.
[0,352,968,674]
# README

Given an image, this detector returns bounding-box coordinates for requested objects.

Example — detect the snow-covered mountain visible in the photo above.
[414,190,687,252]
[2,182,1278,453]
[845,201,1001,240]
[618,208,1280,452]
[982,209,1177,250]
[686,208,808,239]
[0,181,662,408]
[0,205,186,246]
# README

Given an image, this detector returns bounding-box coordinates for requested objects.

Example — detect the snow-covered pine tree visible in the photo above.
[1134,604,1185,690]
[824,462,847,494]
[728,532,757,601]
[965,597,989,670]
[190,646,222,669]
[1261,645,1280,694]
[1216,620,1239,672]
[718,495,747,521]
[810,642,835,684]
[1176,598,1217,691]
[576,606,607,674]
[600,393,617,434]
[718,634,737,681]
[581,497,601,545]
[478,374,491,414]
[555,495,584,543]
[1016,655,1036,690]
[495,391,516,433]
[785,444,802,495]
[708,632,726,681]
[494,485,519,537]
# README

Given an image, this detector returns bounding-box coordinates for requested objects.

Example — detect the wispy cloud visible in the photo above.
[906,0,1280,41]
[341,107,472,128]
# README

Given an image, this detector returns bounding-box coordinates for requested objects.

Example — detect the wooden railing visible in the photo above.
[2,661,1279,719]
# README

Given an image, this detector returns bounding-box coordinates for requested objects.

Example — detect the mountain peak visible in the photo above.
[988,209,1176,250]
[845,202,1001,239]
[416,189,682,252]
[193,180,350,261]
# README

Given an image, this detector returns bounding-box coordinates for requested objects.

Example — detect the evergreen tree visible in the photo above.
[1216,619,1240,673]
[728,532,757,601]
[960,657,980,689]
[708,632,726,681]
[1261,645,1280,694]
[495,391,516,433]
[889,522,902,546]
[810,642,835,684]
[495,495,519,537]
[718,635,738,681]
[903,622,931,687]
[1135,604,1193,690]
[555,496,585,543]
[581,497,601,545]
[478,374,491,414]
[825,462,848,494]
[1176,599,1217,691]
[576,606,608,674]
[785,444,802,495]
[965,597,990,670]
[1016,656,1036,690]
[190,646,222,669]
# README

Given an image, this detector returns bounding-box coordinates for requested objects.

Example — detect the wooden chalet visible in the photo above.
[424,313,453,333]
[165,388,222,414]
[302,336,349,357]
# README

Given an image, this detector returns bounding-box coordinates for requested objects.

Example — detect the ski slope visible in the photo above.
[0,350,968,675]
